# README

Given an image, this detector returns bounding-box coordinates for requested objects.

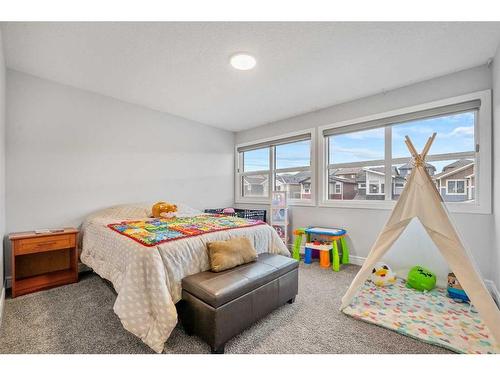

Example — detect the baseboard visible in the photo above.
[0,283,5,329]
[348,255,366,266]
[484,280,500,307]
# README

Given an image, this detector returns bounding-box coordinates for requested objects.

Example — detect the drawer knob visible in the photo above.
[35,241,57,248]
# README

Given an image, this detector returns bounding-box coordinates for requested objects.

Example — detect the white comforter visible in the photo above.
[80,203,289,353]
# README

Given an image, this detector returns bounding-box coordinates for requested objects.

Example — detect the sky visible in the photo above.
[243,111,475,174]
[244,139,310,172]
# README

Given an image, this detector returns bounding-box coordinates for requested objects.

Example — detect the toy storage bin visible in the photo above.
[204,208,267,222]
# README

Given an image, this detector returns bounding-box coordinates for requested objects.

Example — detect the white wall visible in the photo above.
[5,70,234,277]
[492,46,500,292]
[236,65,494,283]
[0,30,6,293]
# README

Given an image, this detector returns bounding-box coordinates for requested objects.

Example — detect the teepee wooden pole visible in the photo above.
[421,132,437,159]
[404,136,419,158]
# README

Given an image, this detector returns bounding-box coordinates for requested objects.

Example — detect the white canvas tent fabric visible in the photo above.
[340,134,500,345]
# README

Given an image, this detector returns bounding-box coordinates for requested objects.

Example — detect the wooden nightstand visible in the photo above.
[9,228,79,297]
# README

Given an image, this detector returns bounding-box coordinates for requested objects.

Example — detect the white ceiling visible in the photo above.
[2,22,500,131]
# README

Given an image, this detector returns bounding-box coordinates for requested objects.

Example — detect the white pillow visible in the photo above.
[86,202,202,223]
[88,203,151,221]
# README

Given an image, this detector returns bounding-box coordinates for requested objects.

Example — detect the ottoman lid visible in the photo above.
[182,253,298,308]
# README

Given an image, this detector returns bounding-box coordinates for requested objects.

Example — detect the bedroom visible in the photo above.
[1,1,500,373]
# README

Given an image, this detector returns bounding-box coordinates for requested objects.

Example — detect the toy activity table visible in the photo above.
[293,227,349,271]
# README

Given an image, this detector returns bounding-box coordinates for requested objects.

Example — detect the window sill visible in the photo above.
[318,200,491,215]
[235,198,316,207]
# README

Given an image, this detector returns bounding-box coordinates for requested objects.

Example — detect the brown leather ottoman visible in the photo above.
[178,253,299,353]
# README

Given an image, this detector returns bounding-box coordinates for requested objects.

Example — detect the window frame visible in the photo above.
[235,129,316,206]
[446,179,467,195]
[334,182,342,195]
[318,90,492,214]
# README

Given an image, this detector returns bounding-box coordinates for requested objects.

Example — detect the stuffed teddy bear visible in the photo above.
[370,262,397,287]
[152,201,178,219]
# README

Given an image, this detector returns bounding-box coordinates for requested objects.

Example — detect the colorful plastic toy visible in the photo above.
[406,265,436,292]
[292,227,306,261]
[293,226,349,272]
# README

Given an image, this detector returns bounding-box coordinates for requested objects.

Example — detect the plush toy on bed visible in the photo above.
[152,201,178,219]
[370,262,397,287]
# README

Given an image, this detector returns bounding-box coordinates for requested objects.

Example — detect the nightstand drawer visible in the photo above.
[14,234,76,255]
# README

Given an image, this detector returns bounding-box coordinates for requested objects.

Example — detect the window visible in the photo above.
[240,147,270,198]
[236,132,314,204]
[326,128,384,201]
[243,148,270,172]
[368,181,379,194]
[334,182,342,194]
[320,91,492,213]
[447,179,466,195]
[326,108,476,202]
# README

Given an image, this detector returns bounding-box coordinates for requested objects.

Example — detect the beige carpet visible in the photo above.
[0,262,451,354]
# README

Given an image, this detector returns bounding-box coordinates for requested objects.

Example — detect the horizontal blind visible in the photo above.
[322,99,480,137]
[237,133,311,153]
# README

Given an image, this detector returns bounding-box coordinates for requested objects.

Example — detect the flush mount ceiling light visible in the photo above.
[230,53,257,70]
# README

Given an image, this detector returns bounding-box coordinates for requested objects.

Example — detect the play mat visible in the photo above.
[108,214,265,246]
[343,279,500,354]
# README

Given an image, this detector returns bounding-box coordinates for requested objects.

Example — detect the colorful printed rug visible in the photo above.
[108,214,265,247]
[343,279,500,354]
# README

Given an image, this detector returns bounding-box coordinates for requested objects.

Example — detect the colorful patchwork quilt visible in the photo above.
[108,214,265,247]
[343,279,500,354]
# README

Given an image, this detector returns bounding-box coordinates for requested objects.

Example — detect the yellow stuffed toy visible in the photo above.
[152,202,178,219]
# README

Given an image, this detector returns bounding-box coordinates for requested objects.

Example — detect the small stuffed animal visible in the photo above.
[152,201,178,219]
[447,272,470,303]
[370,262,397,287]
[406,265,436,292]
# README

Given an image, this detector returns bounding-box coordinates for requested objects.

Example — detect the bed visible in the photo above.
[80,203,289,353]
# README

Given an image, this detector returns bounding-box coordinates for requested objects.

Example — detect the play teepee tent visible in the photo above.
[341,133,500,346]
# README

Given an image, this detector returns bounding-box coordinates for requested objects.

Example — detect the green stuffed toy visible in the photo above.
[406,265,436,292]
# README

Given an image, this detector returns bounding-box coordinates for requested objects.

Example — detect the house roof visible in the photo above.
[442,159,474,172]
[332,167,363,175]
[364,166,400,177]
[433,159,474,180]
[276,171,312,184]
[330,175,357,184]
[243,175,268,185]
[399,161,436,171]
[356,166,404,183]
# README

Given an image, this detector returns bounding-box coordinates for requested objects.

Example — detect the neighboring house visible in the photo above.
[242,175,268,197]
[275,170,312,199]
[397,160,436,195]
[355,166,405,200]
[243,159,475,202]
[329,167,361,200]
[399,161,436,178]
[333,167,361,181]
[433,159,475,202]
[329,175,357,200]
